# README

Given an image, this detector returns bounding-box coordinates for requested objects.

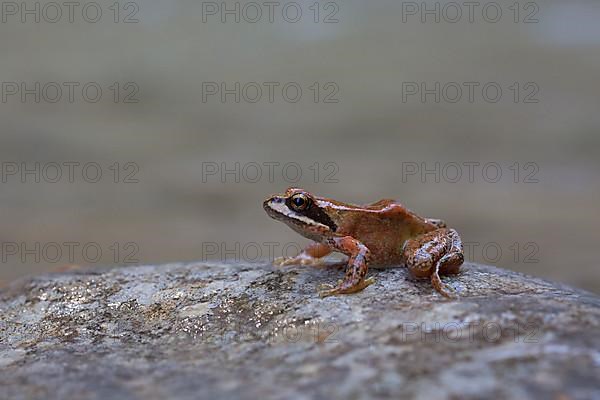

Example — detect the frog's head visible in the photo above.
[263,187,337,239]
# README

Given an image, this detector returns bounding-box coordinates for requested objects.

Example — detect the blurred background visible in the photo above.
[1,0,599,293]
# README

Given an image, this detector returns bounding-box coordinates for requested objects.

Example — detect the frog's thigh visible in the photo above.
[438,228,463,275]
[403,228,462,273]
[403,231,441,277]
[403,228,464,297]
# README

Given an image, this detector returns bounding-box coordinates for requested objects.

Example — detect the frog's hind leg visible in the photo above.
[274,242,332,267]
[402,228,464,298]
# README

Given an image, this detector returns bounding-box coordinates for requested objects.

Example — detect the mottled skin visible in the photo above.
[263,188,464,298]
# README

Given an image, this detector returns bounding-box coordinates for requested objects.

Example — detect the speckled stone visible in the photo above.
[1,262,599,400]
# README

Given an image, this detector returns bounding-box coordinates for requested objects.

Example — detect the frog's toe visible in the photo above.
[301,257,323,266]
[364,276,376,286]
[274,255,322,267]
[273,256,289,266]
[318,287,339,298]
[431,274,456,299]
[274,256,303,266]
[317,281,337,291]
[438,287,455,299]
[317,280,341,297]
[318,277,375,298]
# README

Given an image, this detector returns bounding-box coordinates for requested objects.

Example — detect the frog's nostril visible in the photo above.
[263,197,276,208]
[263,196,284,212]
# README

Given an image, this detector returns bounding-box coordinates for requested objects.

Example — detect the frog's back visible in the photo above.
[335,203,438,265]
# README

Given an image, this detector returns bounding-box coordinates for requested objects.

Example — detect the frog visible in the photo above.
[263,187,464,298]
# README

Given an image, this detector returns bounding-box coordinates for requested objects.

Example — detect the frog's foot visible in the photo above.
[316,280,339,293]
[318,236,374,298]
[273,254,324,267]
[318,277,376,298]
[403,228,464,299]
[274,242,333,268]
[430,271,456,299]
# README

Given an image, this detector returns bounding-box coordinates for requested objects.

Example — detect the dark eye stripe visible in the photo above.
[285,196,337,231]
[307,208,337,231]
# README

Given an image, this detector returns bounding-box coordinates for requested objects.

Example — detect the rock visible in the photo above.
[1,261,599,400]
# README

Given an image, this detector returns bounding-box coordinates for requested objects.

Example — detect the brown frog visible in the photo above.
[263,188,464,298]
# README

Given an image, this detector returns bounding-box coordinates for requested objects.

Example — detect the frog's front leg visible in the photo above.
[274,242,332,267]
[318,236,375,297]
[402,228,463,298]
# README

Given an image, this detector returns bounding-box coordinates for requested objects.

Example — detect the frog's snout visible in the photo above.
[263,195,285,216]
[263,198,271,211]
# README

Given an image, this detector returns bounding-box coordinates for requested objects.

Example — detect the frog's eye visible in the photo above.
[290,193,310,211]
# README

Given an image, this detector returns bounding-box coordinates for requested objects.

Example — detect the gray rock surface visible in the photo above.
[1,261,599,400]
